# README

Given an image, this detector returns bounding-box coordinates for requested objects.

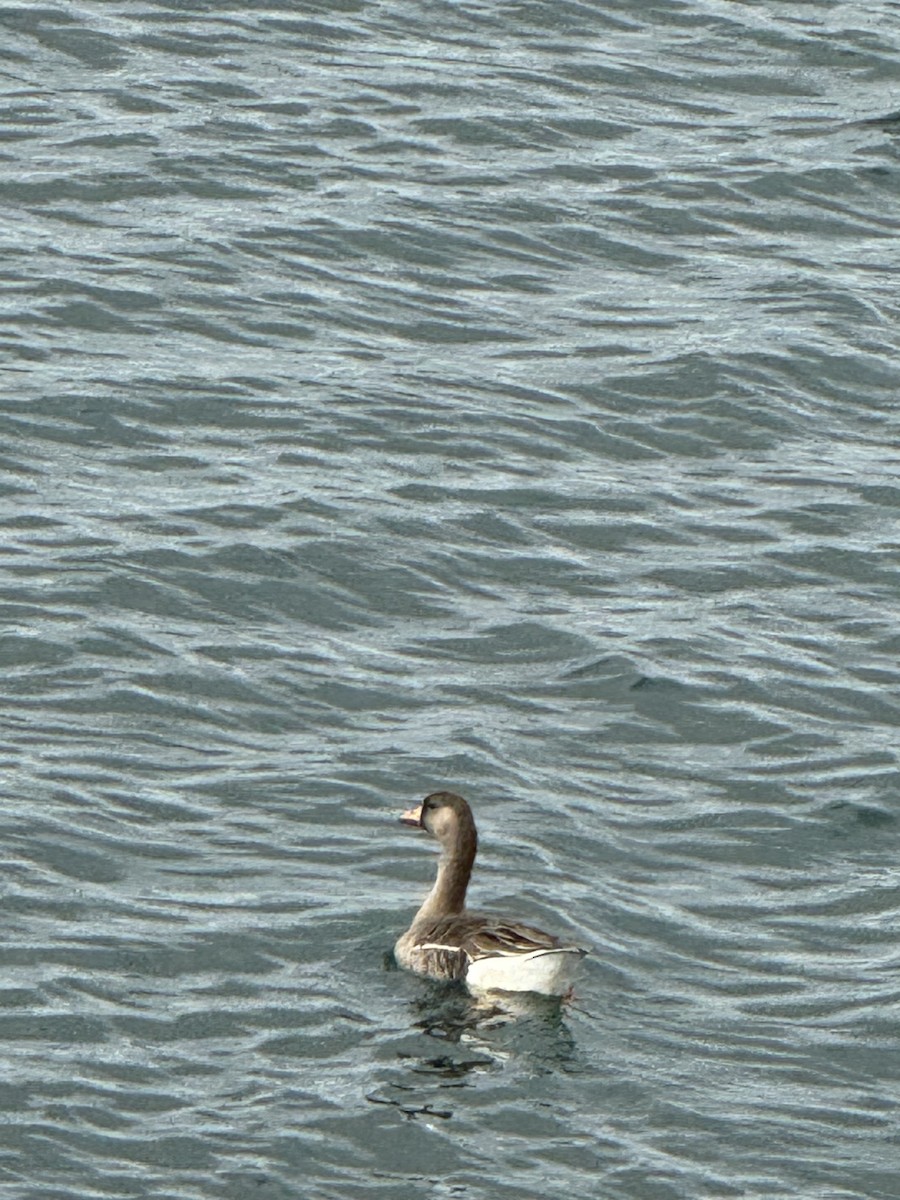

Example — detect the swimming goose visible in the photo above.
[394,791,587,996]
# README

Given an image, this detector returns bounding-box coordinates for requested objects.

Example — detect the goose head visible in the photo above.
[400,790,478,856]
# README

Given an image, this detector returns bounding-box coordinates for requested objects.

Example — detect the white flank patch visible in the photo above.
[465,949,584,996]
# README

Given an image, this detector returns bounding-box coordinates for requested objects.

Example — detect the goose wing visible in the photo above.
[417,914,578,963]
[465,919,578,960]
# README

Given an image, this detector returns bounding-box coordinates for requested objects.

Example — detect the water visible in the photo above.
[2,2,900,1198]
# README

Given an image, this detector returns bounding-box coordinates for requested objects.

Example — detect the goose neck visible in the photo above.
[416,826,476,921]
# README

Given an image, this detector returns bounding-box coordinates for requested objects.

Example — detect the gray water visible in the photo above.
[3,2,900,1198]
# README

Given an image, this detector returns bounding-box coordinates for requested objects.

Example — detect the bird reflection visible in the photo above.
[367,976,583,1121]
[410,982,579,1075]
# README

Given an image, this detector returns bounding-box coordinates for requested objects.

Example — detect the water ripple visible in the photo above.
[3,1,900,1198]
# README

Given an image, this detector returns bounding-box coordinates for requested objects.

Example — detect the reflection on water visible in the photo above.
[368,982,580,1124]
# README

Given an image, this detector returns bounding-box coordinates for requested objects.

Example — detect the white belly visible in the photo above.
[465,948,584,996]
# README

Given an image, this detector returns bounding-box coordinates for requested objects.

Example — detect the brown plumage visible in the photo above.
[394,791,587,996]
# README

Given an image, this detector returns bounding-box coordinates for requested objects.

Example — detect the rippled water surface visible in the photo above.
[3,2,900,1198]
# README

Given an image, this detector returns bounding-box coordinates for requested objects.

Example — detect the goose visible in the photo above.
[394,791,587,996]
